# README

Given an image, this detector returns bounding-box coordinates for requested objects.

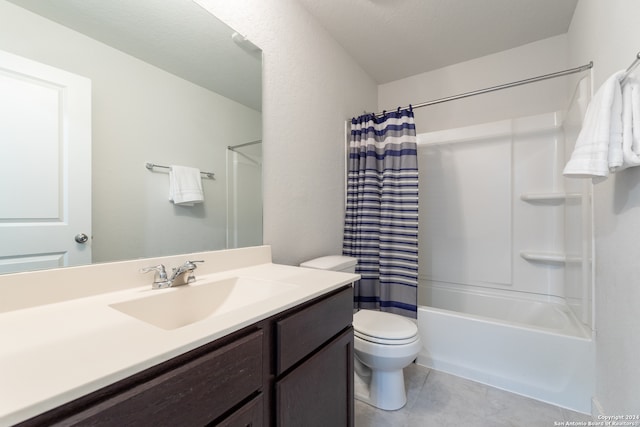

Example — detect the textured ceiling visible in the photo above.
[7,0,262,111]
[296,0,579,84]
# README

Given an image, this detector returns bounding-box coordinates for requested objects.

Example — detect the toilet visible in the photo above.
[300,255,422,411]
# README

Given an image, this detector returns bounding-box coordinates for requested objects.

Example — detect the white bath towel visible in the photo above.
[621,76,640,169]
[563,70,625,178]
[169,165,204,206]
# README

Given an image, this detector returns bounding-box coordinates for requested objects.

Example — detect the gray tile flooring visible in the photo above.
[355,363,593,426]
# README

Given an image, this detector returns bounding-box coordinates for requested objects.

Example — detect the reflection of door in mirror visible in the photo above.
[0,50,91,274]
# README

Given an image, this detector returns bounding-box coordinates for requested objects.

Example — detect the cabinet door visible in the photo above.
[276,327,353,427]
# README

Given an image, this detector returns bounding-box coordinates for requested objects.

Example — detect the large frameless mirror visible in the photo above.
[0,0,262,274]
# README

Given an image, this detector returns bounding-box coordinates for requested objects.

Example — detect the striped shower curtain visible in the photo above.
[343,108,419,318]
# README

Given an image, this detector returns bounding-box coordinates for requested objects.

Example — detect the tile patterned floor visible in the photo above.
[355,364,593,426]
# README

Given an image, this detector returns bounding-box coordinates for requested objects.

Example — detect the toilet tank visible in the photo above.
[300,255,357,274]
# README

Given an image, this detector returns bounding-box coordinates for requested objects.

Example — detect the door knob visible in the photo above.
[75,233,89,244]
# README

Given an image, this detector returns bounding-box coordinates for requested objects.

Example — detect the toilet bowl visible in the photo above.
[353,309,421,410]
[300,255,422,411]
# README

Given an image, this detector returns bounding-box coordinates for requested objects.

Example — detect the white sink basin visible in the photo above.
[110,277,297,330]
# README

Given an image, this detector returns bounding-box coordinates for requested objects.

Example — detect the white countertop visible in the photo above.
[0,251,358,426]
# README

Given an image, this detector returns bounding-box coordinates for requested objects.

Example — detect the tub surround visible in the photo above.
[0,245,359,426]
[417,282,595,413]
[414,105,595,414]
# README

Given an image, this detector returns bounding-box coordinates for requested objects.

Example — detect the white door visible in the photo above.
[0,50,91,274]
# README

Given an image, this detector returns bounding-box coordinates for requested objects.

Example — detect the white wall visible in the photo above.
[379,35,571,134]
[195,0,378,266]
[567,0,640,415]
[0,1,262,263]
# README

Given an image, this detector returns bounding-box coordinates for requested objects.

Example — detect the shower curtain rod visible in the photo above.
[228,139,262,150]
[374,60,594,116]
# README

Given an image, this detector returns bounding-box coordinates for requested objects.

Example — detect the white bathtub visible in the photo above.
[416,282,595,414]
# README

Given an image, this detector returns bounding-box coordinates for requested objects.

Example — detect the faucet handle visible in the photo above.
[185,260,204,284]
[140,264,171,289]
[185,260,204,269]
[140,264,168,278]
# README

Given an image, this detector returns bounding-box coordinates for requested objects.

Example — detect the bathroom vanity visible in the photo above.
[0,246,358,426]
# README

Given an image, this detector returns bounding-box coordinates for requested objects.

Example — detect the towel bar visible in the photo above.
[145,162,215,179]
[621,51,640,84]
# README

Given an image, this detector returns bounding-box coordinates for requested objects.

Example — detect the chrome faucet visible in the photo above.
[140,260,204,289]
[169,260,204,286]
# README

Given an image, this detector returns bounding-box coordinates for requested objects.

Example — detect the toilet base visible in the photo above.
[354,368,407,411]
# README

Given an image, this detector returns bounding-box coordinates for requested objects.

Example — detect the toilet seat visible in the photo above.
[355,330,418,345]
[353,310,418,345]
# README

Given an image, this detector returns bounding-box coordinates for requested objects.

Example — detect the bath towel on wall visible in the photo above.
[343,108,419,318]
[563,70,625,178]
[621,76,640,168]
[169,165,204,206]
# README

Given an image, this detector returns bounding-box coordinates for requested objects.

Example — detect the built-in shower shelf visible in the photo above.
[520,251,582,264]
[520,193,582,203]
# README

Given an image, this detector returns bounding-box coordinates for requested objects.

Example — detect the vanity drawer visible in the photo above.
[56,330,263,426]
[217,393,263,427]
[276,286,353,374]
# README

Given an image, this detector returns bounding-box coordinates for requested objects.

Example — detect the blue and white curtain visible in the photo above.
[343,108,419,318]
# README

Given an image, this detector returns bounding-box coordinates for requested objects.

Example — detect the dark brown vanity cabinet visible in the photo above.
[18,328,266,427]
[17,285,353,427]
[274,287,354,427]
[275,328,353,427]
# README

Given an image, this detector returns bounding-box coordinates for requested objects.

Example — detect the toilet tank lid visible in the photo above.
[300,255,357,271]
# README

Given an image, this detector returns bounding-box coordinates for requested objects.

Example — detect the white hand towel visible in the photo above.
[169,165,204,206]
[622,76,640,169]
[563,70,625,178]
